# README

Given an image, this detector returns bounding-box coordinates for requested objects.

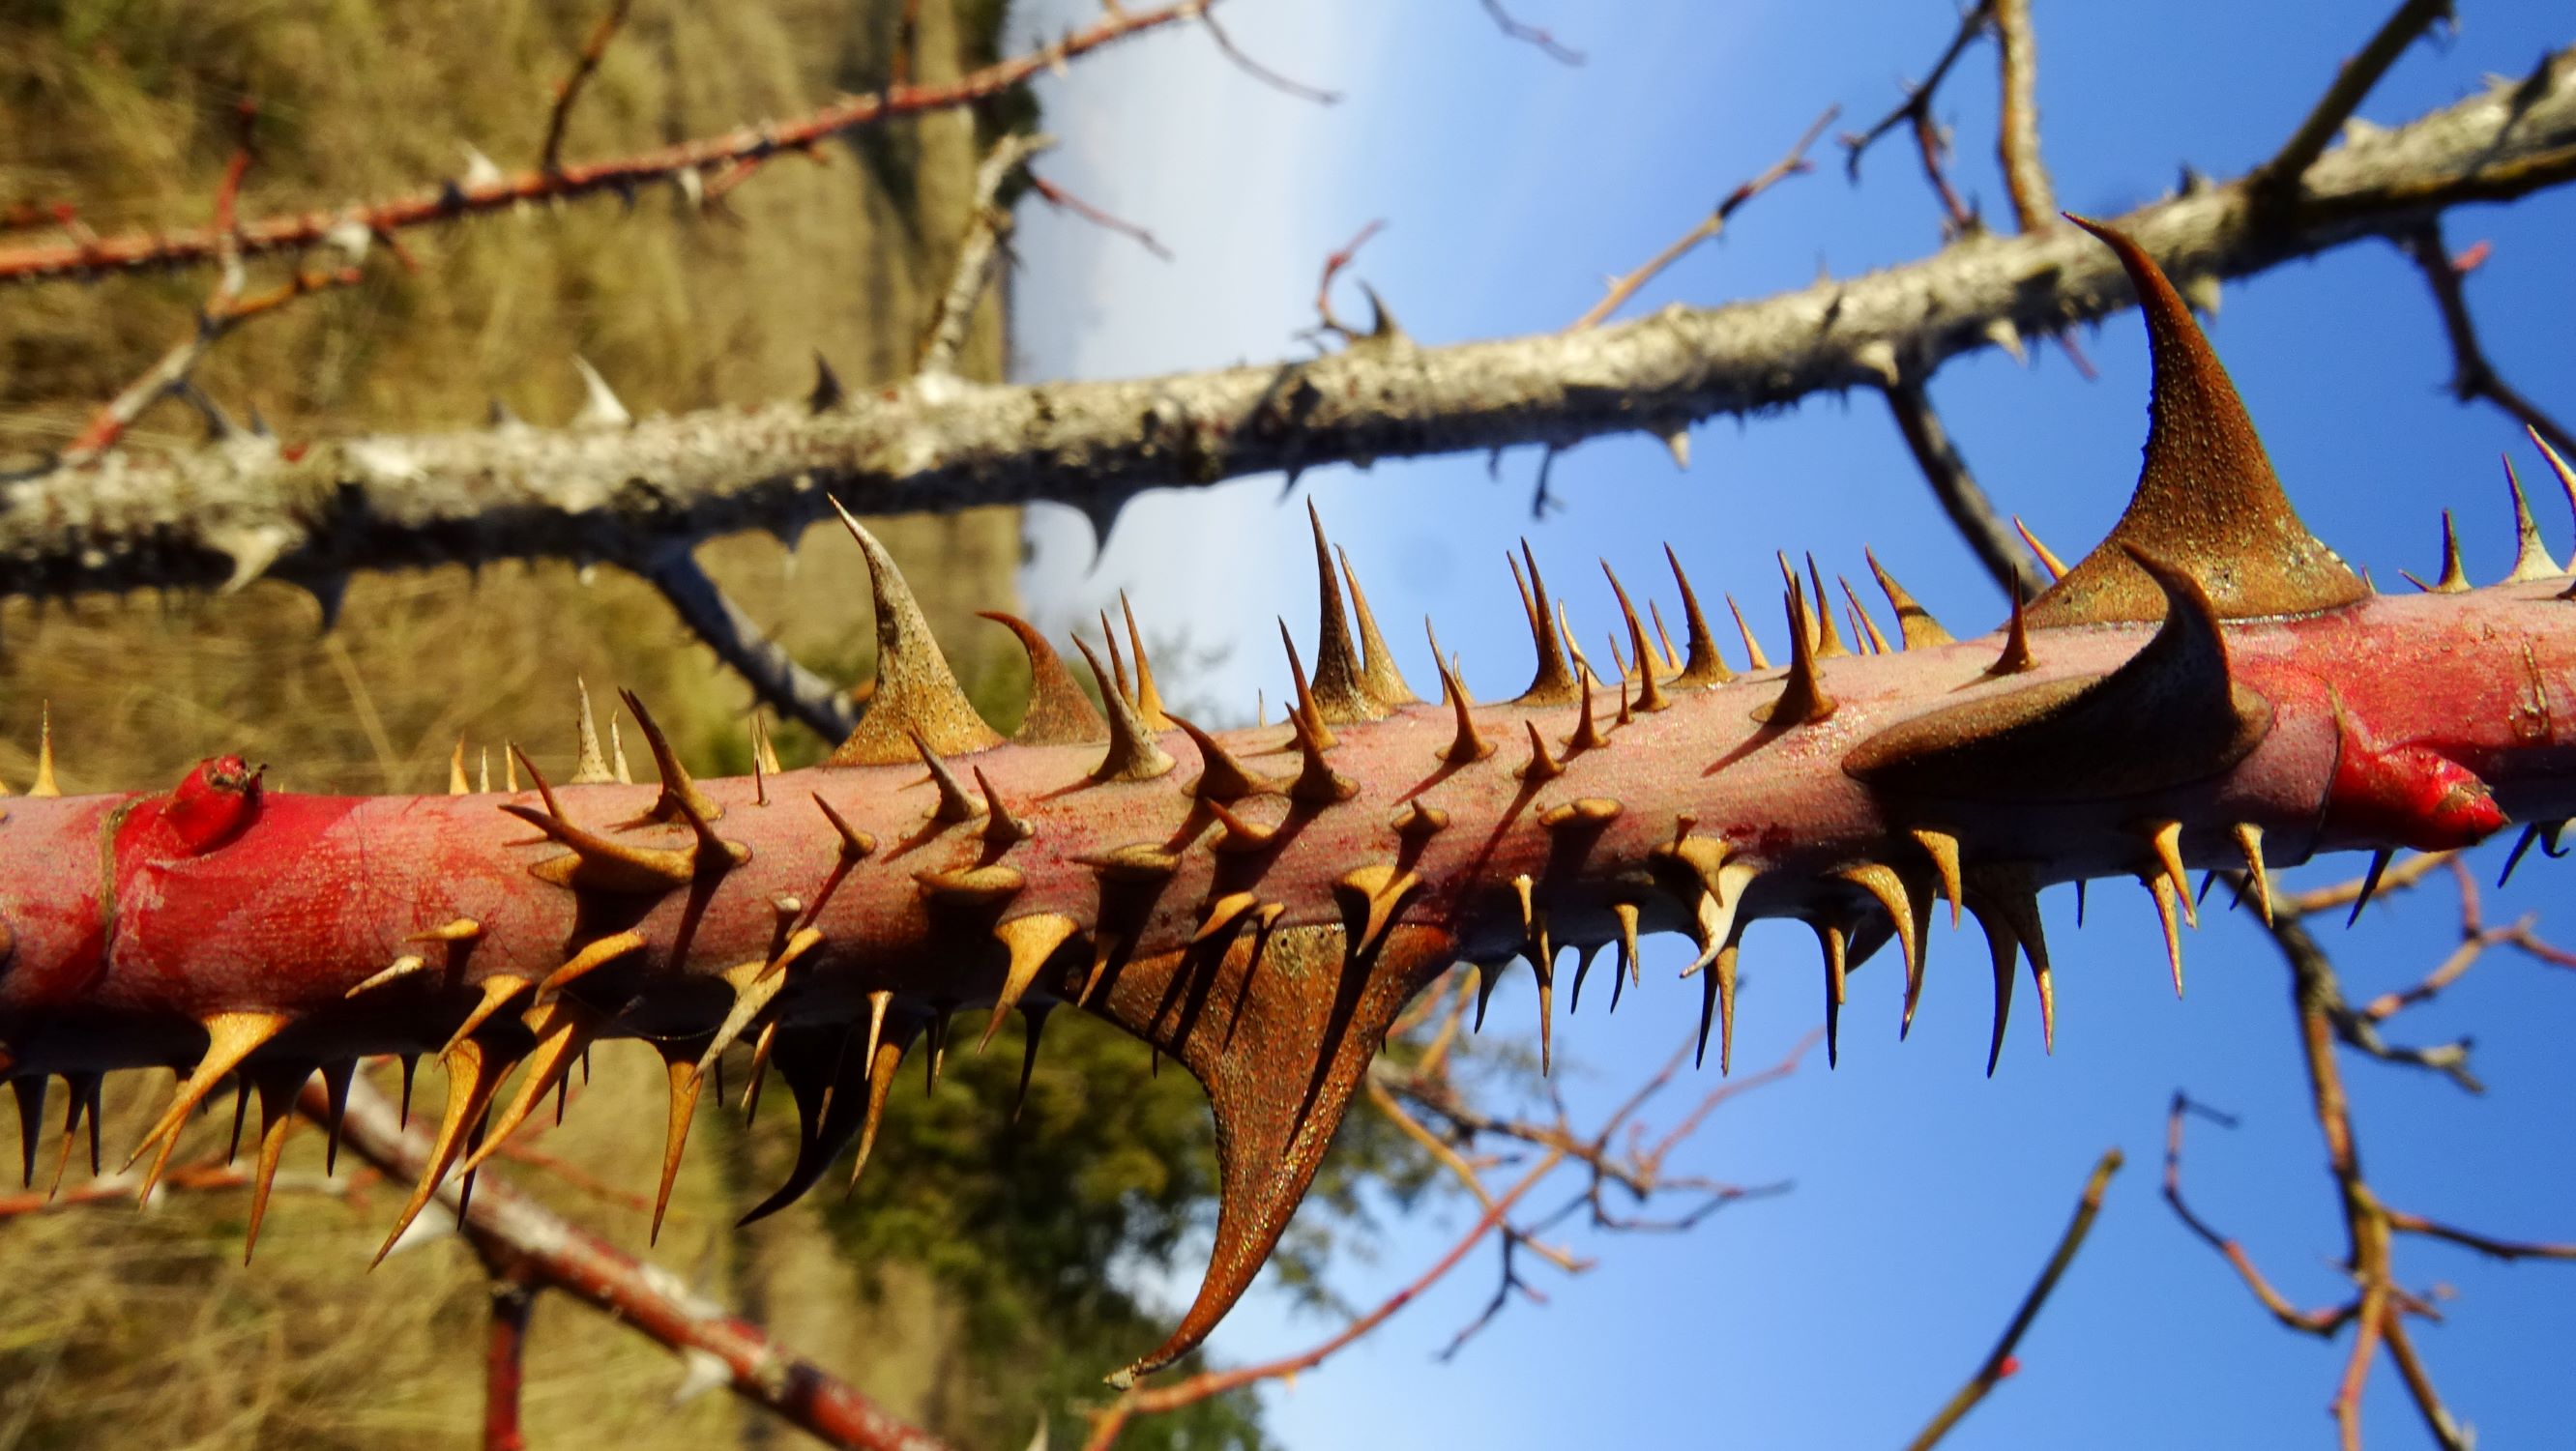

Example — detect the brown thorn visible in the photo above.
[126,1012,289,1195]
[1338,543,1417,707]
[449,739,471,796]
[241,1064,313,1262]
[1840,575,1893,655]
[1274,623,1338,750]
[2014,516,2067,581]
[570,680,617,784]
[2232,823,2272,927]
[347,954,430,998]
[1802,554,1849,658]
[2143,873,2185,997]
[28,705,57,797]
[984,914,1080,1050]
[1985,589,2036,676]
[372,1035,516,1264]
[1911,828,1964,927]
[1517,719,1565,784]
[440,974,535,1058]
[826,499,1004,764]
[1303,502,1384,723]
[1168,712,1265,801]
[1565,666,1610,754]
[1512,542,1580,706]
[975,767,1035,855]
[537,930,648,996]
[1865,547,1953,648]
[1602,562,1669,712]
[813,793,877,860]
[981,612,1108,745]
[911,730,983,824]
[1726,595,1771,671]
[2502,456,2561,583]
[2139,819,2198,930]
[1119,593,1173,729]
[1202,797,1279,855]
[1662,545,1734,685]
[1427,620,1495,764]
[1758,579,1837,726]
[1070,637,1178,783]
[619,689,728,833]
[650,1042,704,1244]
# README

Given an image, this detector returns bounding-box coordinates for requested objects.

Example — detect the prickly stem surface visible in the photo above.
[0,227,2564,1383]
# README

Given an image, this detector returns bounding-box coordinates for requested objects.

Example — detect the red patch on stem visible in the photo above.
[2325,740,2503,851]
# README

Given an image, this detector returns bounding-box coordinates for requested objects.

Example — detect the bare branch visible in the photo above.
[1196,8,1342,105]
[8,59,2574,601]
[1843,0,1995,228]
[1906,1147,2123,1451]
[539,0,634,175]
[2257,0,2457,200]
[310,1073,953,1451]
[0,0,1208,285]
[1026,171,1173,261]
[1881,377,2051,600]
[1990,0,2055,232]
[1479,0,1584,66]
[920,133,1056,379]
[633,545,858,743]
[1568,107,1836,331]
[2396,221,2576,457]
[482,1273,539,1451]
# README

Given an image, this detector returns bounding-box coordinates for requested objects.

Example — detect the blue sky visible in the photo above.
[1010,3,2576,1446]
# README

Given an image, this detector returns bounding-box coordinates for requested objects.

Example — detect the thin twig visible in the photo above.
[2396,221,2576,457]
[920,133,1055,378]
[1568,107,1836,330]
[1083,1149,1564,1449]
[1196,8,1341,105]
[633,545,858,743]
[1312,219,1387,340]
[0,0,1212,285]
[482,1273,539,1451]
[1478,0,1583,65]
[2257,0,2457,200]
[1842,0,1995,227]
[309,1073,953,1451]
[1026,172,1173,260]
[1989,0,2055,233]
[540,0,634,174]
[1880,376,2051,600]
[1906,1147,2123,1451]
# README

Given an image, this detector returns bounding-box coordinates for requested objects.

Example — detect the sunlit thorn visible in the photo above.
[1725,595,1771,671]
[2013,516,2067,581]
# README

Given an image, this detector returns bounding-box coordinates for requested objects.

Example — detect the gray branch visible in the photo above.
[7,52,2572,602]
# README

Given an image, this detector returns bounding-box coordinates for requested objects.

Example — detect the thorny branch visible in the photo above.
[18,56,2571,604]
[307,1073,956,1451]
[2160,859,2576,1449]
[1907,1148,2123,1451]
[0,0,1209,285]
[1567,107,1837,331]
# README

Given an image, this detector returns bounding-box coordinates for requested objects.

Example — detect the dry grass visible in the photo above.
[0,2,1039,1446]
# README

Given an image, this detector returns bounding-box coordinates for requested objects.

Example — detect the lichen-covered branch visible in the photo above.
[9,54,2571,603]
